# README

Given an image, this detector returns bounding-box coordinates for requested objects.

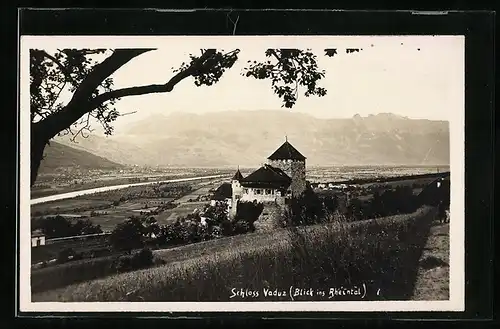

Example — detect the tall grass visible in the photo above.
[31,248,160,294]
[285,206,435,300]
[33,206,436,302]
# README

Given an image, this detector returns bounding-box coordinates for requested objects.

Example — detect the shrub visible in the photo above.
[56,248,75,264]
[109,217,145,253]
[209,225,223,239]
[344,186,420,222]
[111,248,155,273]
[132,248,154,268]
[233,201,264,232]
[114,255,133,272]
[282,188,325,227]
[231,220,253,235]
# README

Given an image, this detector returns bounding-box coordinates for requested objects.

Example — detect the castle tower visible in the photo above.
[266,138,307,197]
[230,167,244,217]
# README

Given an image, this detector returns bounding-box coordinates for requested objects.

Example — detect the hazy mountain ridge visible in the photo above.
[38,141,123,174]
[54,111,449,167]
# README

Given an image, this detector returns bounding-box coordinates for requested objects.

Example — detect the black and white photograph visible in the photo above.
[19,34,465,312]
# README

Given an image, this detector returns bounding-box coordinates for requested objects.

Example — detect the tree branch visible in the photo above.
[69,48,156,105]
[38,48,155,140]
[269,49,282,62]
[40,50,76,84]
[89,69,190,107]
[88,49,217,109]
[37,49,218,141]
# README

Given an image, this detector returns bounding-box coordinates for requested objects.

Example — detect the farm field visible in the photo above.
[32,168,235,198]
[174,179,225,203]
[31,199,114,216]
[154,179,227,224]
[30,178,229,265]
[31,179,223,227]
[155,201,209,225]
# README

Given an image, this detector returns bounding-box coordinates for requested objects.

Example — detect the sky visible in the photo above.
[30,36,464,132]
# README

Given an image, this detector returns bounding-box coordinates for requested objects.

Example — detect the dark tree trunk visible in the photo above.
[30,124,49,187]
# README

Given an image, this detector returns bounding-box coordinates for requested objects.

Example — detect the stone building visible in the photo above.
[266,139,307,197]
[228,139,307,218]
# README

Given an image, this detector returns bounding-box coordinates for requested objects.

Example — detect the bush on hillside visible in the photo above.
[282,187,326,227]
[232,200,264,233]
[109,217,146,253]
[111,247,154,273]
[344,185,420,222]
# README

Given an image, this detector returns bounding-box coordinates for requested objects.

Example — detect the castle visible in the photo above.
[228,138,307,218]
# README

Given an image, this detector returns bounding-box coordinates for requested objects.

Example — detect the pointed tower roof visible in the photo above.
[232,168,244,181]
[267,140,306,161]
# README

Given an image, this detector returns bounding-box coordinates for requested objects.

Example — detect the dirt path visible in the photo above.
[411,222,450,300]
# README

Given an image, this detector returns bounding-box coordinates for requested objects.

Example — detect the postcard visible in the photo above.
[19,35,465,312]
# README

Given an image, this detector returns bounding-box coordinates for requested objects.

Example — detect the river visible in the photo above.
[30,174,230,205]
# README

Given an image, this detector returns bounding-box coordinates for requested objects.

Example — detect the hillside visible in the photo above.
[54,110,450,167]
[38,141,123,174]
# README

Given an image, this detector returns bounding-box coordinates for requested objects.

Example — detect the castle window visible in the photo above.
[243,188,248,194]
[266,189,272,195]
[255,189,262,195]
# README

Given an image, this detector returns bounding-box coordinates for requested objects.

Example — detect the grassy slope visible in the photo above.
[411,222,450,300]
[38,141,123,174]
[32,206,437,302]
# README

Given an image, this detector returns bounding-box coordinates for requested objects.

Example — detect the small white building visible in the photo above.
[31,230,46,248]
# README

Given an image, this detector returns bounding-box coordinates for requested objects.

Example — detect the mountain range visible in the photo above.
[53,110,450,168]
[38,141,123,174]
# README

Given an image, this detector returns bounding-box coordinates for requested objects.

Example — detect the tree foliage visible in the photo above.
[283,187,326,226]
[109,217,146,253]
[30,49,118,138]
[242,49,327,108]
[32,215,102,239]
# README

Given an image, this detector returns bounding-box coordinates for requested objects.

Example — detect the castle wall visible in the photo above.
[267,159,306,197]
[239,187,284,203]
[231,187,287,219]
[254,203,283,232]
